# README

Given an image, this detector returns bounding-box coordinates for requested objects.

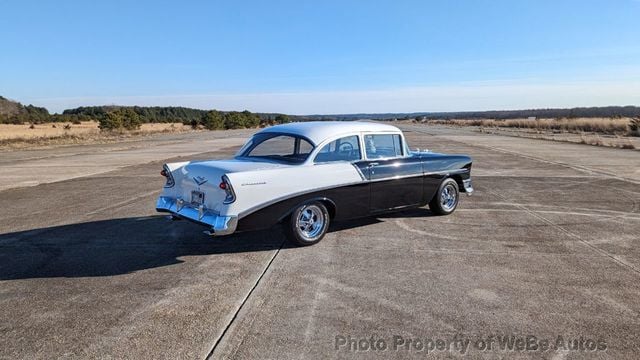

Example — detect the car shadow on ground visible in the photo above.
[0,211,430,280]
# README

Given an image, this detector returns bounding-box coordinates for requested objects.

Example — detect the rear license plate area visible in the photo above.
[191,190,205,206]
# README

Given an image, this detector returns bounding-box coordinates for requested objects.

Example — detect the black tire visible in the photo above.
[429,178,460,215]
[285,201,330,246]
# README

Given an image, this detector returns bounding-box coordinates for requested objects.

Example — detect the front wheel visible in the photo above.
[285,201,330,246]
[429,178,460,215]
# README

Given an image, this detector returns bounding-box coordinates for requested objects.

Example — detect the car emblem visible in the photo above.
[193,176,208,186]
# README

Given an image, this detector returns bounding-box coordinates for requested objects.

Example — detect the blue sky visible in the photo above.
[1,0,639,114]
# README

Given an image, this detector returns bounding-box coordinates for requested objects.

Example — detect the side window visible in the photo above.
[314,135,361,163]
[364,134,403,159]
[298,139,313,156]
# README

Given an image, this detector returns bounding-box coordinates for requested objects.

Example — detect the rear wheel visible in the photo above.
[285,201,330,246]
[429,178,459,215]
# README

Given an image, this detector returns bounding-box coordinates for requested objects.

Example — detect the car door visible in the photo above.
[313,134,371,220]
[357,133,425,212]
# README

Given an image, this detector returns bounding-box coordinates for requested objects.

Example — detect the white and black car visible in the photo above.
[156,121,474,245]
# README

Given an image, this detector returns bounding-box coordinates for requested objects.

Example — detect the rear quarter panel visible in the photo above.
[224,163,363,218]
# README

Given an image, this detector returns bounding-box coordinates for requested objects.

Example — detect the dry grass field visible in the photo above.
[425,117,637,134]
[0,121,99,140]
[419,117,639,149]
[0,121,191,150]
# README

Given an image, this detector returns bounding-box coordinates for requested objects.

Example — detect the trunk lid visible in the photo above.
[176,159,291,212]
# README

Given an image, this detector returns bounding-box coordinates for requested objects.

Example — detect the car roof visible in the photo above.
[256,121,402,145]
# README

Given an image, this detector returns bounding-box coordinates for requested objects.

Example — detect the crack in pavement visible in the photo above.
[204,238,285,360]
[486,188,640,277]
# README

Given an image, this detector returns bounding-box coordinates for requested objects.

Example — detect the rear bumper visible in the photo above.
[156,196,238,236]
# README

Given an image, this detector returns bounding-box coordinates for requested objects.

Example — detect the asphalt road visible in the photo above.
[1,125,639,359]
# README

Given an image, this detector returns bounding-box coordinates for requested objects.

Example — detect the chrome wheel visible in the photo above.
[296,205,325,241]
[440,183,458,211]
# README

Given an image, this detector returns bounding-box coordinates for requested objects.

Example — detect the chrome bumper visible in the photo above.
[462,179,474,195]
[156,196,238,236]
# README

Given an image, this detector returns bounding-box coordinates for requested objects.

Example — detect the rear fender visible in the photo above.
[276,197,337,222]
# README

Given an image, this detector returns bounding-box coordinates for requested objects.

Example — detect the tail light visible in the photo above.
[161,165,175,188]
[220,175,236,204]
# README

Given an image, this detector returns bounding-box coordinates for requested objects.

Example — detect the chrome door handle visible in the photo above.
[368,162,379,167]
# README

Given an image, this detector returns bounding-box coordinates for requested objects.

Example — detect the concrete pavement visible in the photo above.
[0,130,251,191]
[1,125,639,359]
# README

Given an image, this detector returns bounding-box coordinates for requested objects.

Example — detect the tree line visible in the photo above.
[89,107,290,130]
[3,94,640,127]
[0,98,291,130]
[415,106,640,121]
[0,96,51,124]
[74,107,291,130]
[293,106,640,121]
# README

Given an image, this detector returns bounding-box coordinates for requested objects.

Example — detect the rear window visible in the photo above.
[248,135,295,156]
[239,133,314,163]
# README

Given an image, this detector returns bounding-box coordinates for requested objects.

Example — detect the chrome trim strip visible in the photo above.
[367,173,424,183]
[351,164,367,180]
[366,168,468,183]
[425,168,469,176]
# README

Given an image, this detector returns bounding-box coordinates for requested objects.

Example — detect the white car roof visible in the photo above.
[257,121,402,145]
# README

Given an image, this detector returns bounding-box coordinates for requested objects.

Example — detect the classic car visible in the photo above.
[156,121,473,245]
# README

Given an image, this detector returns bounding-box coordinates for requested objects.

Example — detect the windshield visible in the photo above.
[237,133,314,164]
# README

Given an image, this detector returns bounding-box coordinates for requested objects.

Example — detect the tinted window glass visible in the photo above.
[243,134,314,163]
[298,139,314,155]
[248,135,295,156]
[364,134,403,159]
[314,135,361,163]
